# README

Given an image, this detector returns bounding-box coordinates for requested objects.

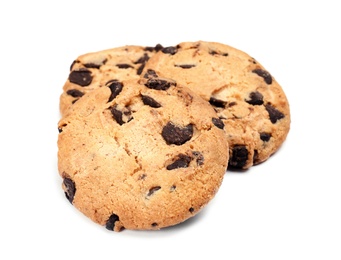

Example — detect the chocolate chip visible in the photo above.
[174,64,196,69]
[209,50,228,56]
[144,43,164,52]
[151,222,158,227]
[245,91,264,105]
[162,46,177,55]
[116,63,134,69]
[71,99,79,104]
[147,186,161,197]
[145,78,175,90]
[143,69,158,79]
[265,104,285,123]
[105,214,119,231]
[68,68,92,86]
[170,185,176,191]
[192,151,204,166]
[229,145,248,168]
[189,207,195,213]
[70,60,77,71]
[107,80,123,102]
[134,53,150,64]
[63,178,76,204]
[136,63,145,75]
[260,132,271,142]
[84,58,107,69]
[209,97,227,108]
[142,95,161,108]
[84,63,101,69]
[154,44,164,52]
[109,105,133,125]
[66,89,84,98]
[166,154,192,170]
[228,101,237,107]
[134,53,150,75]
[162,122,193,145]
[252,69,272,84]
[212,117,224,129]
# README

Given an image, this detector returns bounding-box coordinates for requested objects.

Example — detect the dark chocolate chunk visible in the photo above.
[209,97,227,108]
[252,69,272,84]
[147,186,161,197]
[142,95,161,108]
[154,44,164,52]
[246,91,264,105]
[209,50,228,56]
[109,105,132,125]
[229,145,248,169]
[68,68,92,86]
[260,132,271,142]
[228,101,237,107]
[192,151,204,166]
[70,60,77,71]
[162,122,193,145]
[107,80,123,102]
[116,63,134,69]
[105,214,119,231]
[265,104,285,123]
[144,43,164,52]
[145,78,175,90]
[71,99,79,104]
[212,117,224,129]
[63,178,76,204]
[84,58,107,69]
[134,53,150,64]
[84,63,101,69]
[143,69,158,79]
[162,46,177,55]
[151,222,158,227]
[66,89,84,98]
[174,64,196,69]
[136,63,145,75]
[166,154,192,170]
[189,207,195,213]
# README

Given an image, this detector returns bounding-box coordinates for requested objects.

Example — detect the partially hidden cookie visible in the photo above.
[59,44,163,116]
[57,75,229,231]
[142,41,291,169]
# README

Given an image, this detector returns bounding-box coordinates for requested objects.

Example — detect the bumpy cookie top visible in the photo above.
[59,44,163,116]
[142,41,291,169]
[58,75,229,231]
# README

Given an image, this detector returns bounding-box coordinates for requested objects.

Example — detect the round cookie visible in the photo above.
[59,44,163,116]
[142,41,291,169]
[57,75,229,231]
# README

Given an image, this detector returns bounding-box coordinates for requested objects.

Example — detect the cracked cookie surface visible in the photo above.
[58,76,228,231]
[142,41,291,169]
[59,44,163,116]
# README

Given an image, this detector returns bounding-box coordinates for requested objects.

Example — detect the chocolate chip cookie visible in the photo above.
[57,75,229,231]
[59,44,163,116]
[142,41,290,169]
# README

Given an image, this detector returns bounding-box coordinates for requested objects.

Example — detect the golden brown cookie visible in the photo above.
[57,75,229,231]
[142,41,291,169]
[59,44,163,116]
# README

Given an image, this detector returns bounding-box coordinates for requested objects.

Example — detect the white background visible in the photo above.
[1,1,340,259]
